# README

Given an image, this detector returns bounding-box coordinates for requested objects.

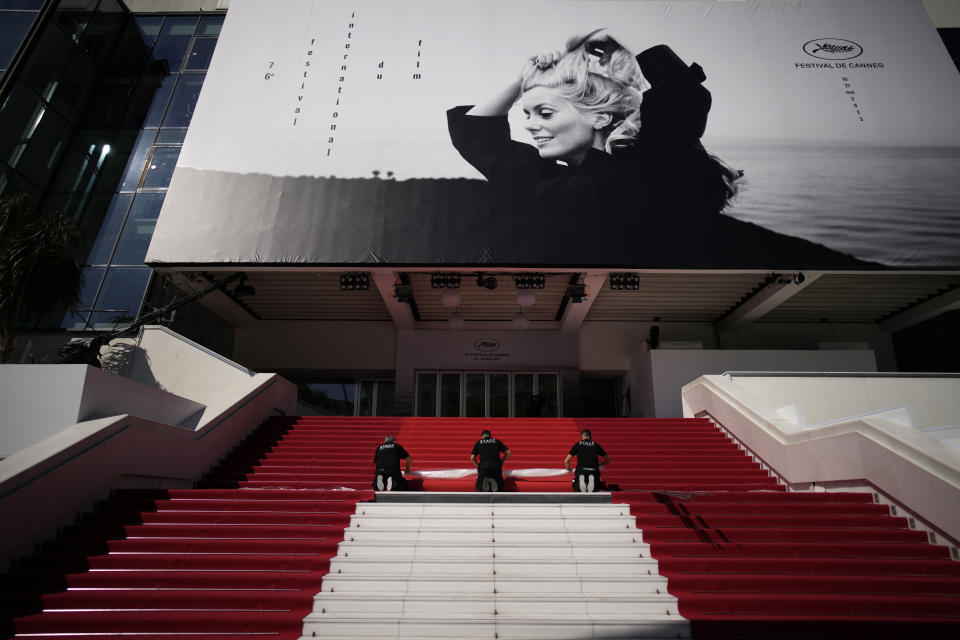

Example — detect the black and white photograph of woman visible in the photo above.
[448,29,873,267]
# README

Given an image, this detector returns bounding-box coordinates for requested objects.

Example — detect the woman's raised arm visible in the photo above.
[466,52,562,116]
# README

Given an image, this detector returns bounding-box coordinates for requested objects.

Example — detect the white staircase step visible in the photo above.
[302,499,688,640]
[301,615,689,639]
[353,503,633,517]
[348,515,637,530]
[328,557,661,577]
[309,593,678,615]
[319,574,671,596]
[337,542,651,559]
[340,529,645,544]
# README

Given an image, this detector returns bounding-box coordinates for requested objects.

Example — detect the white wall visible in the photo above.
[682,374,960,545]
[728,375,960,431]
[0,326,297,570]
[629,348,877,418]
[0,365,204,458]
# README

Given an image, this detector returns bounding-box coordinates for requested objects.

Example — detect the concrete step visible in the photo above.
[309,592,679,615]
[304,500,686,639]
[347,515,638,530]
[354,503,631,517]
[339,529,646,544]
[300,615,690,639]
[318,574,671,596]
[328,557,662,577]
[336,541,652,559]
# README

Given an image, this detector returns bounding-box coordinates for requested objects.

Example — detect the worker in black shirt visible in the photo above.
[564,429,610,493]
[470,429,511,492]
[373,435,411,491]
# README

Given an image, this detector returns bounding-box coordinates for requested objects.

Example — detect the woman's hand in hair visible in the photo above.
[528,50,564,70]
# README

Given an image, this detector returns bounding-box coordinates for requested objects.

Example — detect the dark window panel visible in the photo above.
[184,36,217,71]
[88,266,151,329]
[161,72,204,127]
[47,50,97,121]
[490,373,509,417]
[0,11,37,70]
[141,73,176,127]
[15,104,71,189]
[298,381,356,415]
[76,10,123,64]
[357,380,374,416]
[197,15,224,36]
[134,15,162,49]
[52,8,90,45]
[20,22,75,101]
[417,373,437,417]
[61,265,105,329]
[440,373,460,417]
[92,128,136,194]
[155,128,186,144]
[152,16,198,73]
[68,190,116,262]
[84,192,131,264]
[0,1,45,9]
[514,373,534,417]
[111,191,163,264]
[97,0,123,13]
[376,382,395,416]
[118,127,156,191]
[0,81,44,170]
[140,146,180,189]
[104,16,156,78]
[0,162,41,202]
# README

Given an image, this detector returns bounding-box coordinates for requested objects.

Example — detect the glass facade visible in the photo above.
[415,372,561,418]
[0,0,44,82]
[0,1,222,332]
[65,12,223,330]
[296,379,397,416]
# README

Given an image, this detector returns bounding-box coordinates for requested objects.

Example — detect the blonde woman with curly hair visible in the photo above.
[447,30,741,222]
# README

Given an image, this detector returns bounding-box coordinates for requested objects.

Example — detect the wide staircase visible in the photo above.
[1,416,958,639]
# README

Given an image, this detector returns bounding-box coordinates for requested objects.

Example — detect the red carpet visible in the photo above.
[3,416,959,639]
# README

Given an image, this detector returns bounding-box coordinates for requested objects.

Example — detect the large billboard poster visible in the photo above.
[146,0,960,268]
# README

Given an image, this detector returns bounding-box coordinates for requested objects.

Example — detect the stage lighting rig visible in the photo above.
[431,273,462,288]
[339,272,370,291]
[513,273,545,289]
[609,272,640,290]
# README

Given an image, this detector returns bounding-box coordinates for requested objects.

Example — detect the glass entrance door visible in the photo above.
[415,371,560,417]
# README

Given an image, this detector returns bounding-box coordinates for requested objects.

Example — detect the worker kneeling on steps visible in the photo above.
[565,429,610,493]
[373,435,411,491]
[471,429,511,492]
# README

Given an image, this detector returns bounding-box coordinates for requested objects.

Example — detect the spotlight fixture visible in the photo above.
[513,273,545,289]
[476,273,498,290]
[339,272,370,291]
[565,283,587,303]
[394,283,414,302]
[431,273,462,289]
[609,272,640,290]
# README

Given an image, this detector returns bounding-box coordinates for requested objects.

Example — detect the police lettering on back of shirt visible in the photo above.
[569,439,607,470]
[374,441,409,468]
[472,437,508,464]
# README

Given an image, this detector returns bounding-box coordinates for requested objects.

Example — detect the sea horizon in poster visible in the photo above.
[146,0,960,268]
